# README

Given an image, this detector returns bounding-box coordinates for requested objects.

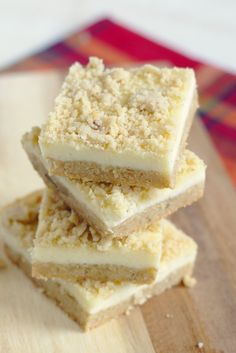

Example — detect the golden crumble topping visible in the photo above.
[36,189,162,253]
[71,220,196,299]
[69,150,205,220]
[40,57,195,155]
[161,220,197,264]
[0,191,42,248]
[73,278,120,300]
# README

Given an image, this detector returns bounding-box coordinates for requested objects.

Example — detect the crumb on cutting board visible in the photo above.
[183,275,197,288]
[165,313,174,319]
[196,341,204,349]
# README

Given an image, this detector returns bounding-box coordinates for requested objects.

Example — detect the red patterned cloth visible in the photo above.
[4,18,236,185]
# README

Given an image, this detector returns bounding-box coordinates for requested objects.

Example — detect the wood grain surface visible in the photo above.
[0,71,235,353]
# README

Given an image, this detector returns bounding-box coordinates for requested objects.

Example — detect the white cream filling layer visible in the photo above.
[39,78,196,174]
[42,145,168,173]
[54,163,205,228]
[32,244,161,269]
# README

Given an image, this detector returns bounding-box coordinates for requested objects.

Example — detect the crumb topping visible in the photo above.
[36,189,162,253]
[40,57,195,155]
[74,220,196,298]
[1,191,42,248]
[69,150,204,221]
[74,278,120,299]
[161,220,197,264]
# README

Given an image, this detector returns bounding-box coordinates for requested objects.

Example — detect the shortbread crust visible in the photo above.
[0,192,197,330]
[22,127,205,236]
[32,189,163,284]
[39,57,198,187]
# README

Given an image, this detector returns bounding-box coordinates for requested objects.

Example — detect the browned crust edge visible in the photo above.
[4,244,194,331]
[32,261,157,285]
[43,94,198,188]
[22,129,204,237]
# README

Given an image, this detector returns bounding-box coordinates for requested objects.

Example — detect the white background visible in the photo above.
[1,0,235,73]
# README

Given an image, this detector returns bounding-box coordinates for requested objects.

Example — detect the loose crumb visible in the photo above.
[165,313,173,319]
[196,341,204,349]
[0,258,6,269]
[183,275,197,288]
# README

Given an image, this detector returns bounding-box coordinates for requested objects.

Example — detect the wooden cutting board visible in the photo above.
[0,70,235,353]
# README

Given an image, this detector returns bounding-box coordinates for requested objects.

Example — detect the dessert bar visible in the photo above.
[32,189,163,284]
[22,127,205,236]
[39,57,198,187]
[0,191,197,330]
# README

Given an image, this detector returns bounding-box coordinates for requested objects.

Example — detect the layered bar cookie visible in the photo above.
[32,188,163,284]
[22,127,205,236]
[0,191,197,330]
[39,57,198,187]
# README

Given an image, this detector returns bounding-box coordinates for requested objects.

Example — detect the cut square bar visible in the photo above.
[32,188,163,284]
[22,127,205,236]
[0,191,197,330]
[39,57,198,187]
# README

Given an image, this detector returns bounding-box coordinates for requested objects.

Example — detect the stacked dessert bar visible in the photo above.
[0,57,206,330]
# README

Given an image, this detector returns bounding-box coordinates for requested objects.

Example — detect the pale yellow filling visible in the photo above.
[32,244,161,269]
